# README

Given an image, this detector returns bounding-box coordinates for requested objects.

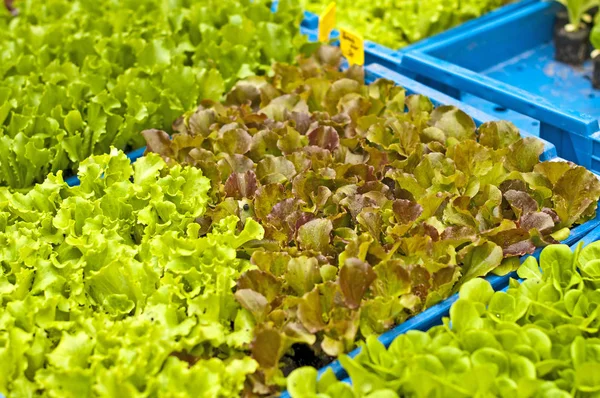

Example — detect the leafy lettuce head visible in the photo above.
[0,149,264,397]
[0,0,307,188]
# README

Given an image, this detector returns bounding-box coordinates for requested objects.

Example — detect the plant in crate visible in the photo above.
[300,0,509,50]
[553,0,599,64]
[554,0,598,34]
[0,0,308,189]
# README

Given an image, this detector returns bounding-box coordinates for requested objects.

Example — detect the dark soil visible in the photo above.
[280,343,334,377]
[554,25,591,65]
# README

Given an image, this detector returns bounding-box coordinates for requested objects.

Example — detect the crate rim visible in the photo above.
[399,1,600,137]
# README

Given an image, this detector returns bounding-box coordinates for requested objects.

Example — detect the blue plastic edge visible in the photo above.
[330,220,600,390]
[399,1,600,138]
[279,63,599,398]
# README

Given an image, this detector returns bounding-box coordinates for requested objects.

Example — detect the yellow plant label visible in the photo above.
[339,28,364,66]
[318,2,336,43]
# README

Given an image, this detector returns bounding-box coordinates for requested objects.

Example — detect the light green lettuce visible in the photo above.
[0,0,307,188]
[0,149,264,397]
[301,0,507,49]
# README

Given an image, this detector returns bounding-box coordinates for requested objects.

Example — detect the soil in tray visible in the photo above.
[554,8,597,56]
[554,25,591,65]
[280,344,334,377]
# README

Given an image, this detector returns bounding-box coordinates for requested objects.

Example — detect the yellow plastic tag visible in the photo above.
[318,2,336,43]
[339,28,364,66]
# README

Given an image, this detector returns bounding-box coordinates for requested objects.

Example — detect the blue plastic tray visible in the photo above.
[279,63,600,398]
[326,221,600,392]
[400,1,600,171]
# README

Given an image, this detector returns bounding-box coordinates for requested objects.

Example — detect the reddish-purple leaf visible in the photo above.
[393,199,423,224]
[251,327,284,369]
[504,190,538,218]
[307,126,340,151]
[235,289,269,322]
[237,269,282,303]
[224,171,258,199]
[142,129,173,158]
[339,258,376,309]
[520,211,555,233]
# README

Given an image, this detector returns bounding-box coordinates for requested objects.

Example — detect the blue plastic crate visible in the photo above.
[323,221,600,393]
[400,1,600,171]
[278,63,600,398]
[591,132,600,172]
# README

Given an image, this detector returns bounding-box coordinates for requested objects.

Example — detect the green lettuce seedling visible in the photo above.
[0,149,265,397]
[301,0,507,49]
[592,13,600,53]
